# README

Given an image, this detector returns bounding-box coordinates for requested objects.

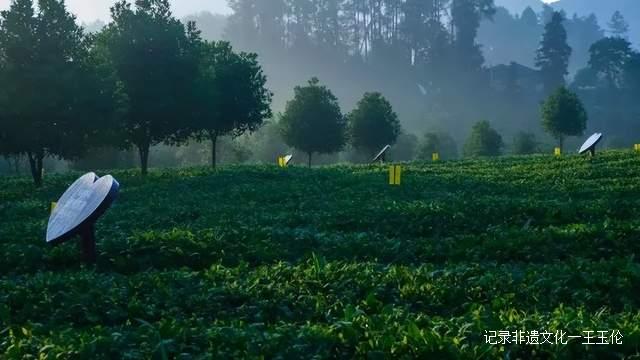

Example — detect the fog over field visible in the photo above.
[1,0,639,173]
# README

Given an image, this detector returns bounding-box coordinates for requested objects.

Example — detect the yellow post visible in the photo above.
[554,147,561,156]
[432,152,440,161]
[50,202,57,214]
[389,165,401,185]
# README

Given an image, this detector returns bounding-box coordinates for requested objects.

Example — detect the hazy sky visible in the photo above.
[0,0,558,23]
[0,0,232,22]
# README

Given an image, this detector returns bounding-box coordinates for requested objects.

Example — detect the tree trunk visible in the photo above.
[138,143,150,176]
[4,157,15,175]
[558,136,564,153]
[308,152,312,168]
[13,156,20,175]
[211,133,218,168]
[27,151,44,187]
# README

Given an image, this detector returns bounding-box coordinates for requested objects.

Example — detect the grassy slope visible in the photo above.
[1,152,640,358]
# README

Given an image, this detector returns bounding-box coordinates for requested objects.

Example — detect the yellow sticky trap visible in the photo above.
[432,152,440,161]
[634,144,640,152]
[278,157,284,167]
[50,202,57,213]
[554,147,561,156]
[389,165,402,185]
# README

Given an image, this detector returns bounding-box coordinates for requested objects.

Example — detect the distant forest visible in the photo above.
[180,1,639,148]
[1,0,639,174]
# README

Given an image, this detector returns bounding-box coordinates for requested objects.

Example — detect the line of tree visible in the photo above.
[277,74,588,163]
[0,0,272,185]
[223,1,639,150]
[225,0,500,138]
[277,78,589,161]
[1,0,638,181]
[280,77,402,167]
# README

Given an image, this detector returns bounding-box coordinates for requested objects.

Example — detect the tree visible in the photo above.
[520,6,538,28]
[388,133,419,161]
[588,37,633,89]
[0,112,16,170]
[540,4,555,26]
[0,0,95,186]
[244,120,289,163]
[463,120,503,157]
[348,92,400,156]
[280,77,346,167]
[623,53,640,134]
[608,11,629,39]
[625,52,640,92]
[417,131,458,160]
[573,67,601,91]
[189,41,272,167]
[451,0,495,71]
[512,132,538,155]
[225,0,258,50]
[102,0,200,175]
[541,87,587,150]
[536,11,572,94]
[564,13,604,74]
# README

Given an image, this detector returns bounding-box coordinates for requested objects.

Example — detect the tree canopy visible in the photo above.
[588,37,633,89]
[280,77,346,167]
[0,0,96,186]
[348,92,401,156]
[417,131,458,161]
[188,41,272,167]
[536,11,572,94]
[608,11,629,39]
[101,0,200,175]
[512,132,538,155]
[541,87,587,150]
[463,120,503,157]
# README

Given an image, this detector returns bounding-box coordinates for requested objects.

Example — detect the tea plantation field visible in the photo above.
[1,152,640,359]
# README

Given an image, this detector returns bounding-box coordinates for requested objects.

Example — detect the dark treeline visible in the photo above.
[219,0,639,149]
[1,0,640,182]
[225,0,501,138]
[0,0,272,184]
[479,5,604,74]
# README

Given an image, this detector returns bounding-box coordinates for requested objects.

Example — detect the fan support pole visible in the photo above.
[79,223,97,264]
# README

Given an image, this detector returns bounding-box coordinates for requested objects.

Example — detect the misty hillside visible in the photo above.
[553,0,639,44]
[497,0,639,45]
[481,0,638,75]
[553,0,638,19]
[9,0,633,173]
[175,0,638,145]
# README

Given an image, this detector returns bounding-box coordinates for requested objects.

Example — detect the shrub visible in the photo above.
[463,121,503,157]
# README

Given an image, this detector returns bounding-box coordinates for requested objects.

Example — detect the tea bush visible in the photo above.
[1,151,639,358]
